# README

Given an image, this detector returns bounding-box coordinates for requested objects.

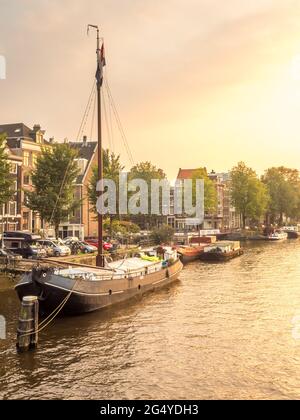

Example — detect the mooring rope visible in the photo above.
[18,279,78,338]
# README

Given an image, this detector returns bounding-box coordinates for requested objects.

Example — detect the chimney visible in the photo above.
[49,137,54,144]
[83,135,87,145]
[33,124,41,132]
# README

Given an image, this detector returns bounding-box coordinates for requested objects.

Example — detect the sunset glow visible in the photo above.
[1,0,300,177]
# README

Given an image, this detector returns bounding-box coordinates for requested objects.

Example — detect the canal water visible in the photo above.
[1,241,300,400]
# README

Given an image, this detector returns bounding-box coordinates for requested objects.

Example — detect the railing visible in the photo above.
[0,257,36,274]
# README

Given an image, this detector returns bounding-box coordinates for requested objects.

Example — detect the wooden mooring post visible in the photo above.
[16,296,39,353]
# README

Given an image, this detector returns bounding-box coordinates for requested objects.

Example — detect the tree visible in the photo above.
[128,161,167,228]
[230,162,269,228]
[0,134,14,207]
[263,167,300,224]
[151,224,174,245]
[26,143,80,238]
[192,168,217,213]
[88,149,124,213]
[103,219,140,238]
[88,149,124,236]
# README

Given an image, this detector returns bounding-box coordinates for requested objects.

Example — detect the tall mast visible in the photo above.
[88,24,104,267]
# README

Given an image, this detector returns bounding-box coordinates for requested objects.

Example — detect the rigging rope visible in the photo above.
[102,88,113,150]
[104,76,135,165]
[89,88,97,142]
[48,80,96,229]
[76,80,96,142]
[108,88,115,152]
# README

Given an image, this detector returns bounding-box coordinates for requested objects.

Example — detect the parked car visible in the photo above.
[4,239,47,259]
[85,238,114,251]
[36,242,55,257]
[62,236,79,244]
[37,239,71,257]
[64,239,97,254]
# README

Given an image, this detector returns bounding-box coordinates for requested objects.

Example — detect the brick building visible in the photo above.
[58,137,98,240]
[166,168,241,232]
[0,123,51,233]
[0,145,23,233]
[0,124,99,239]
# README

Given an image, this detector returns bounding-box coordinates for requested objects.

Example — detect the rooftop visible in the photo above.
[177,168,200,179]
[0,123,32,139]
[69,140,98,184]
[0,122,50,146]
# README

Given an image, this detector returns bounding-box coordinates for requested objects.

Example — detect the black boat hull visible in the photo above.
[285,231,299,239]
[199,249,244,262]
[15,260,183,315]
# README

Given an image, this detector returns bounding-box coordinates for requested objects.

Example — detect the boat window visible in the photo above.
[10,242,20,249]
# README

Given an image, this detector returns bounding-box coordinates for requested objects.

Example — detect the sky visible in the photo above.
[1,0,300,178]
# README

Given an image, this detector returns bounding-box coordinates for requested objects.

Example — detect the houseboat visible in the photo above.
[264,230,288,241]
[176,245,205,264]
[199,241,243,262]
[283,226,300,239]
[176,236,217,264]
[15,247,183,315]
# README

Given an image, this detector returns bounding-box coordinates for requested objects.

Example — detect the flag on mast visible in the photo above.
[96,43,106,86]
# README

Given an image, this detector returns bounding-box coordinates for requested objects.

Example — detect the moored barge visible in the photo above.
[199,241,243,262]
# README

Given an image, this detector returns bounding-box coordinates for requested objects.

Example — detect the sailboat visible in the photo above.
[15,26,183,315]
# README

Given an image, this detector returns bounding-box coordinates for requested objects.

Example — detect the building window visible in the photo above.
[10,163,18,174]
[23,174,30,185]
[9,202,16,216]
[23,151,30,166]
[32,154,38,167]
[10,182,18,201]
[22,212,29,230]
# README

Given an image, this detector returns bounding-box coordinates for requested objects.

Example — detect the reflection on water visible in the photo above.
[1,241,300,399]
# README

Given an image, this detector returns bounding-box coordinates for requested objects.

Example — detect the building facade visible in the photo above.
[166,168,241,233]
[58,137,98,240]
[0,145,23,233]
[0,124,99,239]
[0,123,51,233]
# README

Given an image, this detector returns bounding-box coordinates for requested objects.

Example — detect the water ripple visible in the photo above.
[1,241,300,399]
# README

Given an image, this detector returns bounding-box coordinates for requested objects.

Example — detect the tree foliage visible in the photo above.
[263,167,300,223]
[128,161,167,228]
[230,162,269,227]
[26,143,80,238]
[129,161,166,183]
[151,224,174,245]
[192,168,217,213]
[0,134,14,206]
[88,149,124,212]
[103,219,140,237]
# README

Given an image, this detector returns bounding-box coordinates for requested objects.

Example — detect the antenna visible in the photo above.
[87,24,99,36]
[87,24,100,67]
